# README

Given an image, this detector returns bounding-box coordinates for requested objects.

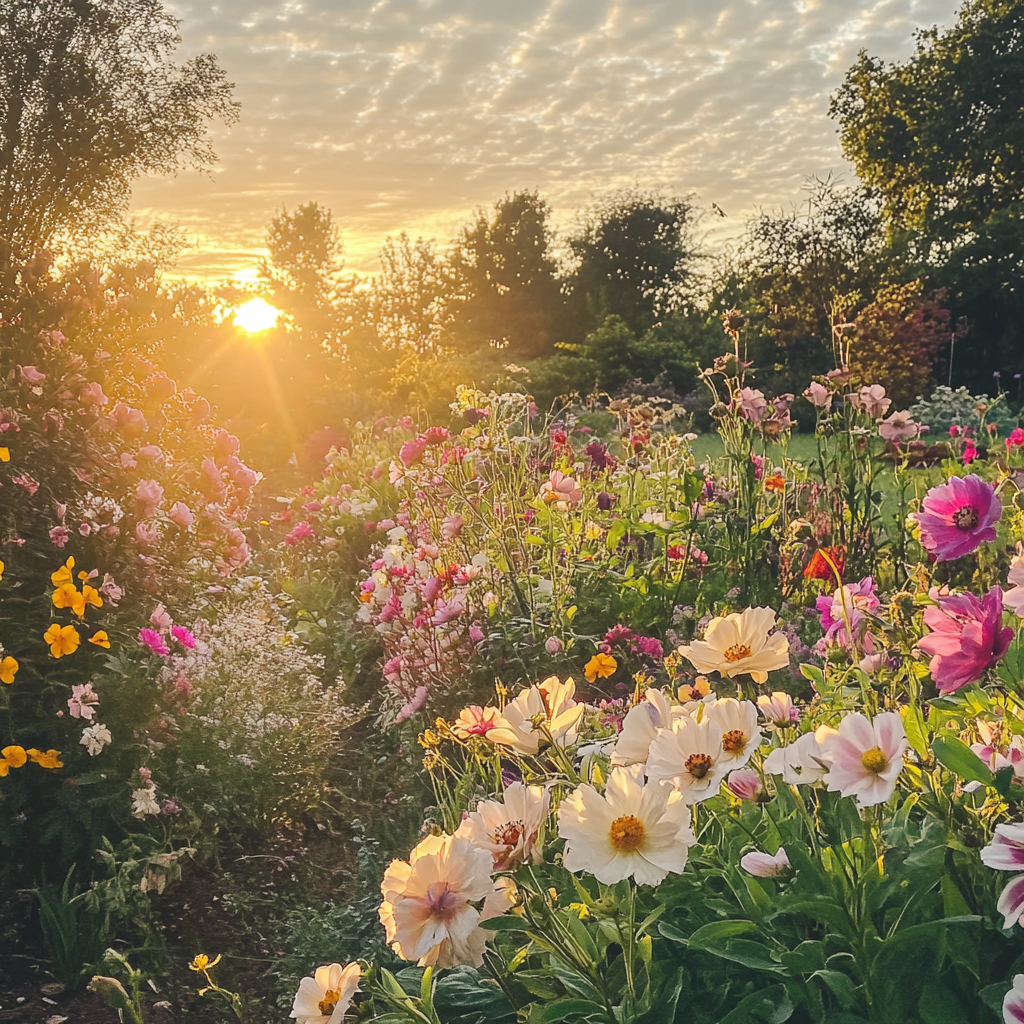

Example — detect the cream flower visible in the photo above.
[647,715,728,803]
[817,711,908,807]
[1006,545,1024,617]
[705,698,762,768]
[290,962,361,1024]
[611,687,686,767]
[678,607,789,684]
[558,766,696,885]
[379,834,499,967]
[762,731,829,786]
[486,676,585,755]
[455,783,549,871]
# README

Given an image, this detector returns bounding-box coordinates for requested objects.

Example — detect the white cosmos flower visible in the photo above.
[486,676,585,755]
[646,715,728,803]
[762,731,829,786]
[611,688,686,767]
[558,766,696,885]
[817,712,908,808]
[290,962,361,1024]
[705,698,762,768]
[678,607,789,684]
[379,834,502,967]
[455,783,549,871]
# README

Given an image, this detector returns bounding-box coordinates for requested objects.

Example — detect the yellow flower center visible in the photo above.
[608,814,646,853]
[722,729,747,753]
[861,746,888,774]
[685,753,714,779]
[724,643,752,663]
[318,989,340,1015]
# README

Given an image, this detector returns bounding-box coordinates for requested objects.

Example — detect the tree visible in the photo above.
[449,190,562,358]
[0,0,238,279]
[831,0,1024,240]
[564,188,694,339]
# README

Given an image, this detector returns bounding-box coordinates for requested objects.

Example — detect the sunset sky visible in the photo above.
[131,0,962,283]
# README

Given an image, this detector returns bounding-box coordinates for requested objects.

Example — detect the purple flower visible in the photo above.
[138,628,169,657]
[912,474,1001,561]
[597,491,616,511]
[815,577,879,649]
[917,587,1013,692]
[171,625,196,650]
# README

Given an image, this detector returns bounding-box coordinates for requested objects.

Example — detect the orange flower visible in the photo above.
[88,630,111,649]
[803,546,846,583]
[0,558,5,581]
[52,583,85,617]
[44,624,80,658]
[0,744,27,776]
[51,557,75,587]
[764,473,786,493]
[81,585,102,611]
[26,748,63,769]
[585,653,618,683]
[0,656,18,684]
[0,447,9,462]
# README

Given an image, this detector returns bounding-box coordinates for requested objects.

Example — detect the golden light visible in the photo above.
[233,297,280,333]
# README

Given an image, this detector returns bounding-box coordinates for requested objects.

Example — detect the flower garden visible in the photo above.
[2,305,1024,1024]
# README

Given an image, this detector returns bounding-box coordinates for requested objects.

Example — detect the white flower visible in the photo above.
[762,731,829,786]
[131,787,160,818]
[647,715,728,803]
[290,962,361,1024]
[379,834,504,967]
[1006,546,1024,617]
[705,698,762,768]
[817,712,908,808]
[558,766,696,885]
[740,848,791,878]
[486,676,585,755]
[678,607,789,684]
[455,783,549,871]
[80,722,112,756]
[611,688,685,767]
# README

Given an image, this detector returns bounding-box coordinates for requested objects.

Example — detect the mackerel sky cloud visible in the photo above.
[134,0,961,280]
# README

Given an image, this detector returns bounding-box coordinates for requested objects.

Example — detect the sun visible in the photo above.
[233,297,280,333]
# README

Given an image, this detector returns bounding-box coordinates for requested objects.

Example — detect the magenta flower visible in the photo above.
[171,625,196,650]
[980,824,1024,930]
[912,474,1001,560]
[1007,428,1024,450]
[917,587,1013,693]
[138,628,169,657]
[815,577,879,649]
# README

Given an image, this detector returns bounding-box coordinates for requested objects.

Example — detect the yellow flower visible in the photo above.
[190,954,222,973]
[26,748,63,769]
[52,583,86,617]
[88,630,111,649]
[0,447,8,462]
[0,656,18,684]
[0,558,4,580]
[44,623,81,658]
[585,653,617,683]
[51,557,75,587]
[82,585,102,611]
[0,744,27,776]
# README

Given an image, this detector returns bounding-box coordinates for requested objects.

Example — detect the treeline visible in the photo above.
[1,0,1023,477]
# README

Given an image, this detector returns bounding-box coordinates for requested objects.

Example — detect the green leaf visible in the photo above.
[716,983,794,1024]
[778,940,826,975]
[799,663,826,689]
[701,939,786,973]
[930,735,994,785]
[479,915,530,931]
[917,978,968,1024]
[686,920,758,948]
[900,703,929,758]
[541,997,606,1022]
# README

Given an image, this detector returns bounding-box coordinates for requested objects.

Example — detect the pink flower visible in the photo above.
[912,474,1001,561]
[917,587,1013,692]
[138,444,163,461]
[818,711,908,807]
[815,577,879,649]
[1006,547,1024,617]
[79,382,108,407]
[540,470,583,506]
[168,502,194,528]
[49,526,70,547]
[68,683,100,721]
[284,521,316,546]
[19,365,46,385]
[100,574,122,605]
[199,458,226,500]
[120,452,138,469]
[1007,428,1024,450]
[399,435,429,466]
[740,848,790,877]
[110,403,148,438]
[737,387,767,423]
[878,410,919,443]
[1003,975,1024,1022]
[138,628,169,657]
[803,381,831,410]
[422,426,450,445]
[441,515,463,541]
[150,604,173,631]
[756,691,800,727]
[545,636,563,654]
[727,768,764,802]
[135,479,164,517]
[981,822,1024,871]
[13,475,39,495]
[848,384,891,419]
[135,521,160,545]
[962,441,978,466]
[171,625,196,650]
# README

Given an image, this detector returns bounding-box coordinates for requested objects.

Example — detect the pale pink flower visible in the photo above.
[49,526,70,547]
[68,683,100,721]
[736,387,767,423]
[539,470,583,506]
[756,691,800,727]
[1005,546,1024,617]
[878,410,919,442]
[803,381,831,410]
[138,444,163,461]
[168,501,194,528]
[378,834,503,967]
[545,636,563,654]
[135,521,160,546]
[981,822,1024,872]
[1003,975,1024,1023]
[455,783,549,870]
[848,384,891,419]
[135,479,164,517]
[726,768,764,802]
[817,711,908,807]
[441,514,463,541]
[100,574,122,605]
[996,877,1024,931]
[19,365,46,384]
[79,382,108,407]
[150,604,173,631]
[120,452,138,470]
[451,705,502,739]
[740,848,790,877]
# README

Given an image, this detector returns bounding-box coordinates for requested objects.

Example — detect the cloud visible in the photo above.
[132,0,962,279]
